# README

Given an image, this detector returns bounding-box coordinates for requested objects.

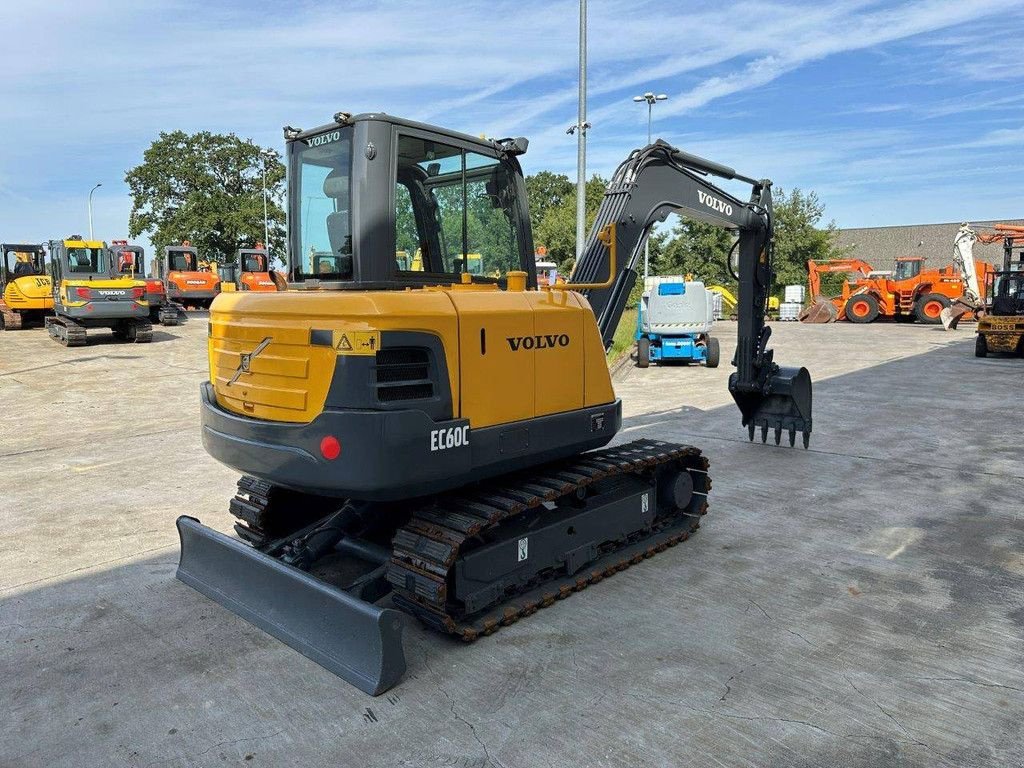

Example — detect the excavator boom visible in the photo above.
[570,140,812,446]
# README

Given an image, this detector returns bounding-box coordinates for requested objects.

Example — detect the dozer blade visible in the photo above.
[730,366,813,448]
[799,298,837,323]
[175,516,406,695]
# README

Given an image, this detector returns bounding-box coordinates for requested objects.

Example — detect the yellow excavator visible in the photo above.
[176,112,813,695]
[0,243,53,329]
[45,236,153,346]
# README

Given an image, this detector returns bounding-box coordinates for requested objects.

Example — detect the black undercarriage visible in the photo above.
[225,438,709,641]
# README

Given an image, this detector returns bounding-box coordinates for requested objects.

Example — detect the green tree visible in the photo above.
[524,171,574,233]
[530,173,608,273]
[125,131,286,266]
[771,188,850,289]
[648,219,735,286]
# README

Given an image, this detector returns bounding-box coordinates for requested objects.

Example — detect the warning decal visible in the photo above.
[335,330,381,356]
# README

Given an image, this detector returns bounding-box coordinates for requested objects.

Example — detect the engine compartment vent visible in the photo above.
[375,347,433,402]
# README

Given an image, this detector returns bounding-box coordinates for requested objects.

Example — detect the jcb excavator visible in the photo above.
[175,113,813,695]
[0,243,52,329]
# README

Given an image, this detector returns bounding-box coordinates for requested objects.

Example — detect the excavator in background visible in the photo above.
[157,242,221,309]
[108,240,182,326]
[801,255,978,324]
[942,223,1017,330]
[0,243,52,329]
[45,236,153,346]
[234,244,279,292]
[175,113,813,695]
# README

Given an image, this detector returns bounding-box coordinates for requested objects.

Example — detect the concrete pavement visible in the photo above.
[1,318,1021,768]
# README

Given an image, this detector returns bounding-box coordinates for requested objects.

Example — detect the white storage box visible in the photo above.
[784,284,806,304]
[779,302,802,321]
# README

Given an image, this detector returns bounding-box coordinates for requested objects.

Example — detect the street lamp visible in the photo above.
[261,156,271,263]
[88,183,102,240]
[633,92,668,281]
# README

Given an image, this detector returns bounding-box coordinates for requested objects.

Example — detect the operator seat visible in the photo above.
[323,167,352,260]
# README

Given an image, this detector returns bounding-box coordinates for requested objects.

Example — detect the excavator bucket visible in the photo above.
[730,366,813,448]
[799,298,837,323]
[175,516,407,695]
[940,298,976,331]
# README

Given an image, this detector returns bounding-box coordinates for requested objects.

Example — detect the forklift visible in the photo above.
[975,234,1024,358]
[45,236,152,346]
[0,243,52,329]
[108,240,182,326]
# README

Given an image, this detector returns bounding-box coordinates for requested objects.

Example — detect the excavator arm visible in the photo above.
[570,141,813,447]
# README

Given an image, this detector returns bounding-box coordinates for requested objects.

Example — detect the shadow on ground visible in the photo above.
[3,340,1022,768]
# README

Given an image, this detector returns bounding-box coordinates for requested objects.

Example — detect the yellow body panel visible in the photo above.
[3,275,53,310]
[978,316,1024,354]
[209,290,461,423]
[209,285,618,429]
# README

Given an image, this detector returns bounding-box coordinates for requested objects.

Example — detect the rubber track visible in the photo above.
[386,438,710,641]
[133,320,153,343]
[1,305,22,330]
[47,316,87,346]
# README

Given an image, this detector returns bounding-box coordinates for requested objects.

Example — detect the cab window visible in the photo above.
[394,135,522,280]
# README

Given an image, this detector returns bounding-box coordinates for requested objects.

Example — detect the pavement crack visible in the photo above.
[905,676,1024,694]
[843,675,941,757]
[747,599,772,620]
[783,627,814,647]
[717,712,836,736]
[424,650,503,768]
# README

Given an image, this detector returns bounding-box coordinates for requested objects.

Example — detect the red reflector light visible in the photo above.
[132,287,145,299]
[75,287,91,299]
[319,436,341,460]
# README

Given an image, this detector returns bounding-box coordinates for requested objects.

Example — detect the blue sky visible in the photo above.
[1,0,1022,253]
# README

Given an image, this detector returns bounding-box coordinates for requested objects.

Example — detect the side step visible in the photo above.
[175,516,406,695]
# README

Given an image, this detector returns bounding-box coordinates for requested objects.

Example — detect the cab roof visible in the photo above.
[288,113,509,156]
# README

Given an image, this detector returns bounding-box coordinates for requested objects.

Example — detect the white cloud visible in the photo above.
[1,0,1023,244]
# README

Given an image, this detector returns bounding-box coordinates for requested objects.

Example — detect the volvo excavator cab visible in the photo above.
[0,243,52,329]
[176,113,813,696]
[45,237,153,346]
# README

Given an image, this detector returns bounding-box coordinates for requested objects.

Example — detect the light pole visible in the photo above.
[88,183,102,240]
[261,160,270,262]
[565,0,589,263]
[633,92,667,282]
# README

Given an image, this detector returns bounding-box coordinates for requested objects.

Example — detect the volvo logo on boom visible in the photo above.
[697,190,732,216]
[506,334,570,351]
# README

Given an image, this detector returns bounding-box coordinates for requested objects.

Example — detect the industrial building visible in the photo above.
[835,219,1024,268]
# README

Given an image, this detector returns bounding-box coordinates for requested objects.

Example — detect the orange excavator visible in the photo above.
[236,243,279,292]
[802,254,986,324]
[158,241,221,309]
[799,258,877,322]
